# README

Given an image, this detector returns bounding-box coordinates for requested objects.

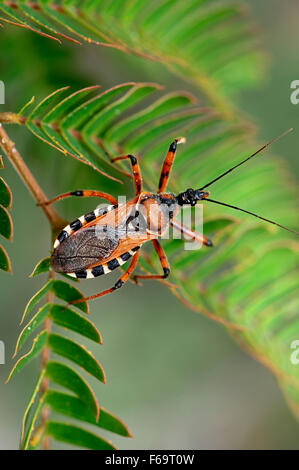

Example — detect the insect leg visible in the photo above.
[111,155,142,195]
[170,219,213,247]
[157,137,185,193]
[71,252,140,303]
[132,239,170,283]
[40,190,118,206]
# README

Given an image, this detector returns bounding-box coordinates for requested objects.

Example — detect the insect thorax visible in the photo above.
[137,192,178,235]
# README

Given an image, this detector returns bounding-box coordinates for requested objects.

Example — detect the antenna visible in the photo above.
[199,128,293,190]
[205,198,299,235]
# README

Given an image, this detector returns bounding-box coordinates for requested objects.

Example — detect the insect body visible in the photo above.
[46,131,298,303]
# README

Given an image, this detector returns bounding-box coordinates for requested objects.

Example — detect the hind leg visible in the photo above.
[71,252,140,303]
[39,190,118,206]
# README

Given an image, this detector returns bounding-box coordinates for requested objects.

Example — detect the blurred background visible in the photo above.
[0,0,298,449]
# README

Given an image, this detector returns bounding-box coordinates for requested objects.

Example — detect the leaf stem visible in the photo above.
[0,124,65,231]
[0,125,64,450]
[0,112,26,124]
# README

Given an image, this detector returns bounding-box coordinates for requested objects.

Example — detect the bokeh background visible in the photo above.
[0,0,298,449]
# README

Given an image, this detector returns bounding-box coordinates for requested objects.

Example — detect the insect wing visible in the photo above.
[51,224,119,273]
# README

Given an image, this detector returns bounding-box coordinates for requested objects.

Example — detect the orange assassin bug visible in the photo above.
[43,129,298,304]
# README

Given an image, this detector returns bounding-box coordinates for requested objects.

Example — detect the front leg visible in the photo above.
[170,219,213,247]
[112,154,142,195]
[157,137,185,193]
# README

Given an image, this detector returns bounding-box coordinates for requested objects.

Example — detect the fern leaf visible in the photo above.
[0,0,265,110]
[10,275,132,449]
[0,164,13,271]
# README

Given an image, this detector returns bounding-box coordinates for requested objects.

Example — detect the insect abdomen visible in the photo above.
[66,247,140,279]
[51,206,119,273]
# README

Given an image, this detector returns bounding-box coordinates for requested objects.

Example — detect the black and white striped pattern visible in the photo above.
[53,205,116,249]
[66,247,140,279]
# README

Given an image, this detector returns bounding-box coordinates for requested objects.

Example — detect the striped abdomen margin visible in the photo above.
[53,205,116,249]
[66,246,140,279]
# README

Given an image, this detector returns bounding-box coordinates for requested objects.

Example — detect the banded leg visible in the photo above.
[158,137,186,193]
[133,239,170,283]
[40,190,118,206]
[71,252,140,303]
[112,155,142,195]
[171,219,213,247]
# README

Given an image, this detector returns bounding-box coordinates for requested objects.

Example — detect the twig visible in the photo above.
[0,124,63,450]
[0,124,65,231]
[0,112,26,124]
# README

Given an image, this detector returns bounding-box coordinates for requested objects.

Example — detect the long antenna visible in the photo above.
[205,198,299,235]
[199,128,293,190]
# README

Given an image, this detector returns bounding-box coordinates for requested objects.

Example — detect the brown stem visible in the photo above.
[0,124,65,231]
[0,124,64,450]
[0,112,26,124]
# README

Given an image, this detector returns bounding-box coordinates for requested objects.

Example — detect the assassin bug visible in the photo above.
[44,129,298,304]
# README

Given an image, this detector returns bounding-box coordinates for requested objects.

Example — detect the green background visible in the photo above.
[0,0,298,449]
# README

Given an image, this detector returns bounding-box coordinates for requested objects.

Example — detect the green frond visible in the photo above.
[0,0,265,113]
[0,170,13,272]
[10,275,132,449]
